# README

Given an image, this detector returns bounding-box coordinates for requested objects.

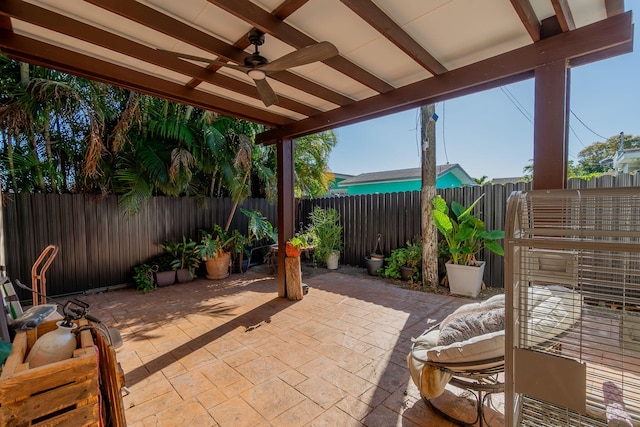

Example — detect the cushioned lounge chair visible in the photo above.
[408,285,582,426]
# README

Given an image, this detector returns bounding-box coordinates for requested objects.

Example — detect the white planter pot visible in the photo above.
[445,261,485,298]
[326,251,340,270]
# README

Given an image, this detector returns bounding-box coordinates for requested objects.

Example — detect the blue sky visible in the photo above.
[329,17,640,181]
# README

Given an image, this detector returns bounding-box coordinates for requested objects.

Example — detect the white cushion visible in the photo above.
[525,285,582,347]
[426,330,505,371]
[418,285,580,367]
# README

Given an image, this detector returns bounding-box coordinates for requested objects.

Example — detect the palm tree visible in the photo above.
[293,130,337,197]
[0,56,339,216]
[473,175,490,185]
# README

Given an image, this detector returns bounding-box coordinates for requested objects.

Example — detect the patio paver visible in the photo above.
[79,265,501,426]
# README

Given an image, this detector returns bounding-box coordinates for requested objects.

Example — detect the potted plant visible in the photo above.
[380,239,422,281]
[286,229,318,258]
[309,207,343,269]
[133,263,156,293]
[402,238,422,281]
[432,194,504,297]
[160,237,201,283]
[198,225,236,280]
[364,234,385,276]
[148,252,177,287]
[240,208,277,270]
[381,247,407,279]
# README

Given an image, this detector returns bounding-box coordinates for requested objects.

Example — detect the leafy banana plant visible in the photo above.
[432,194,504,266]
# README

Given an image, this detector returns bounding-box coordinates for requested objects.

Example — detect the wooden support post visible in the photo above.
[276,137,295,298]
[533,59,570,190]
[420,104,439,291]
[285,257,303,300]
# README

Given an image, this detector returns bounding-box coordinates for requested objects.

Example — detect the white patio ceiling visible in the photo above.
[0,0,633,142]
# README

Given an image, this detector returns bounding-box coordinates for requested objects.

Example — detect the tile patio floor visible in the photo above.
[80,265,505,426]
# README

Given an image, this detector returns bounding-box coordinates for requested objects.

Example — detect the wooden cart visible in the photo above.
[0,319,126,426]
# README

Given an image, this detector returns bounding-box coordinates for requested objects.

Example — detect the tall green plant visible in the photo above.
[432,194,504,265]
[309,207,343,266]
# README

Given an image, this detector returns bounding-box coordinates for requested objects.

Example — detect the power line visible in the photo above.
[504,87,533,121]
[500,87,533,124]
[499,87,588,150]
[569,124,587,148]
[570,109,607,140]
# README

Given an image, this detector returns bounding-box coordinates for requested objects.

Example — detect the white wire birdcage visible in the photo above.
[505,187,640,427]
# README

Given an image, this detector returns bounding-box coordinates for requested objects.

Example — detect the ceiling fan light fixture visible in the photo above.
[247,69,266,80]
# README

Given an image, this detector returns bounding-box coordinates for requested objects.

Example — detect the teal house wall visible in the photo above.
[338,165,474,195]
[327,173,353,195]
[347,180,421,195]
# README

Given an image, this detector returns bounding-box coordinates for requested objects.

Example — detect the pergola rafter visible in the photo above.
[0,0,633,298]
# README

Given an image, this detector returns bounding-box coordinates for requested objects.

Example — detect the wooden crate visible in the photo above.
[0,319,106,426]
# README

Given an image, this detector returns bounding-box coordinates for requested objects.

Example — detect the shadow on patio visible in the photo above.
[80,265,503,426]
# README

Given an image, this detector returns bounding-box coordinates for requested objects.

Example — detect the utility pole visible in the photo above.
[420,104,439,291]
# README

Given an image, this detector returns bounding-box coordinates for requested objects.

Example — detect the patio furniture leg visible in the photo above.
[424,388,497,427]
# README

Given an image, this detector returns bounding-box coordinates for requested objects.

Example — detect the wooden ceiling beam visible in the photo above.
[185,0,307,90]
[0,0,321,117]
[0,16,11,31]
[0,31,291,127]
[257,11,633,144]
[208,0,395,94]
[84,0,353,107]
[551,0,576,32]
[339,0,447,75]
[273,0,310,19]
[509,0,541,41]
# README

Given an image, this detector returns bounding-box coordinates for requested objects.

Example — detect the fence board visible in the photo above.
[2,195,276,301]
[3,174,638,299]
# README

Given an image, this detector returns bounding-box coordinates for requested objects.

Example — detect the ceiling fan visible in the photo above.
[158,29,339,107]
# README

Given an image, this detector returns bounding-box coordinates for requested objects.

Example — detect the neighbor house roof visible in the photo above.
[492,177,526,185]
[339,164,475,186]
[613,148,640,172]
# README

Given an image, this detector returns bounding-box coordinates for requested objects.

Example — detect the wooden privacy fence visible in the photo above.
[2,173,638,298]
[299,174,640,289]
[1,194,276,298]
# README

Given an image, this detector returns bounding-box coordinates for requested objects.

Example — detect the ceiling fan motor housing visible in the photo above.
[244,53,268,67]
[248,29,265,47]
[245,29,268,67]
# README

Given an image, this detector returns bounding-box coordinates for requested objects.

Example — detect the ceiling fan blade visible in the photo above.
[254,78,278,107]
[157,49,249,72]
[260,41,338,72]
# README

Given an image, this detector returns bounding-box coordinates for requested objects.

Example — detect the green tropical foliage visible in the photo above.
[432,194,504,266]
[0,56,338,214]
[521,134,640,181]
[576,133,640,174]
[308,207,343,266]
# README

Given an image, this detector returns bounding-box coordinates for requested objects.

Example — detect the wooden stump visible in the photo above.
[285,257,303,300]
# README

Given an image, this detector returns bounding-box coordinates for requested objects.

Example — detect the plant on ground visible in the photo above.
[381,247,407,279]
[133,263,156,293]
[308,207,343,267]
[381,238,422,280]
[432,194,504,266]
[198,224,236,260]
[160,236,201,276]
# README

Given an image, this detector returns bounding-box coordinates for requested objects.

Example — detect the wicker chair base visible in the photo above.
[423,375,504,427]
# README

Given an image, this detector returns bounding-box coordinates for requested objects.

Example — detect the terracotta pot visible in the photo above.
[285,241,302,258]
[205,252,231,280]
